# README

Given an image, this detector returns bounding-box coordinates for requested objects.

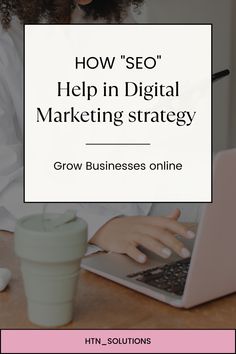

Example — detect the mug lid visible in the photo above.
[18,211,87,235]
[15,212,88,262]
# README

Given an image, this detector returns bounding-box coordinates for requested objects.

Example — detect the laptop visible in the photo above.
[81,149,236,308]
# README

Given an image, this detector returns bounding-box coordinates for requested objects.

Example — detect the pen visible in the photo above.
[212,69,230,82]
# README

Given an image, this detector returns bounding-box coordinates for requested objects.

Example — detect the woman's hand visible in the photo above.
[90,209,195,263]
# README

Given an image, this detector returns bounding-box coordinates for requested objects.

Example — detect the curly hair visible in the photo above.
[0,0,144,29]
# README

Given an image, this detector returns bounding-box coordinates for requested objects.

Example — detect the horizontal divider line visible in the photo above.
[86,143,151,146]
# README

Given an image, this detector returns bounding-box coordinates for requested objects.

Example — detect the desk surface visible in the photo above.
[1,231,236,329]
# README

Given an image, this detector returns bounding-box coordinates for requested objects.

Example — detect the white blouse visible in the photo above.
[0,7,152,244]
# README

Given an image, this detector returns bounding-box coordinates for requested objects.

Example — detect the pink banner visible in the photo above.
[1,330,235,353]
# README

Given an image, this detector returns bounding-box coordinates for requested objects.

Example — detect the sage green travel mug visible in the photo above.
[15,212,87,327]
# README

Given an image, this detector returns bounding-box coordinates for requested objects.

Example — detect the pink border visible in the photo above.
[1,330,235,353]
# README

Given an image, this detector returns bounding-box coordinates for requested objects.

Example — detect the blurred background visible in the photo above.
[133,0,235,153]
[132,0,235,220]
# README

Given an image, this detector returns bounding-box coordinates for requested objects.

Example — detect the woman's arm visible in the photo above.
[0,51,23,231]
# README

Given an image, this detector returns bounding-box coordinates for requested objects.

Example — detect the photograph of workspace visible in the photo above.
[0,0,236,329]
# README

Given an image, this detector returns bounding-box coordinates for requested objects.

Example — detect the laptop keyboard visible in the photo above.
[127,258,191,296]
